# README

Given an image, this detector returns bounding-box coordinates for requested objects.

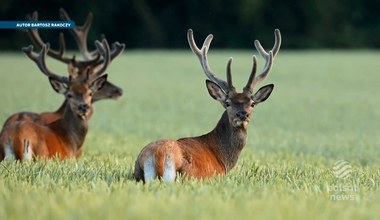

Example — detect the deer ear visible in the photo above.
[90,74,107,92]
[49,77,67,94]
[251,84,274,104]
[206,80,227,102]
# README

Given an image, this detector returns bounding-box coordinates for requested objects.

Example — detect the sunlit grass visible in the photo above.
[0,50,379,220]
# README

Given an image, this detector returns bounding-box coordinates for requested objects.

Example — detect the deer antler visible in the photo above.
[92,34,125,66]
[188,29,281,94]
[244,29,281,93]
[59,8,99,61]
[26,12,72,64]
[26,10,100,68]
[26,11,99,68]
[26,9,125,71]
[187,29,231,93]
[110,41,125,61]
[22,39,110,84]
[254,29,281,59]
[90,39,111,80]
[22,44,69,83]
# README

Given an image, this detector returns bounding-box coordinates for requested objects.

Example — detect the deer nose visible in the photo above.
[78,104,89,112]
[116,88,123,96]
[236,111,249,121]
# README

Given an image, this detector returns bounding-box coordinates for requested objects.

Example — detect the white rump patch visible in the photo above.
[4,139,15,160]
[23,139,33,161]
[144,156,156,182]
[162,157,176,182]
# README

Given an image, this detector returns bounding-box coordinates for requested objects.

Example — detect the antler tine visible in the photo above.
[244,29,281,93]
[254,29,281,60]
[57,33,66,58]
[187,29,213,63]
[22,44,69,83]
[243,55,258,93]
[26,11,72,64]
[59,8,99,61]
[245,51,273,93]
[90,39,111,79]
[187,29,230,92]
[226,58,234,89]
[200,47,229,92]
[98,34,125,61]
[110,42,125,61]
[80,41,125,71]
[67,59,78,78]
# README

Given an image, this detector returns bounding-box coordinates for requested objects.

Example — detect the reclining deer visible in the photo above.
[134,29,281,182]
[0,41,109,161]
[2,9,125,127]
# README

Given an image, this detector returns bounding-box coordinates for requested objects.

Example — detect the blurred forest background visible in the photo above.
[0,0,379,50]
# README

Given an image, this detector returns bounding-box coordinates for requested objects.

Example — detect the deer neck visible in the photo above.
[56,99,68,115]
[52,102,91,152]
[207,111,247,172]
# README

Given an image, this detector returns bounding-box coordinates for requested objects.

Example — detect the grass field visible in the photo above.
[0,50,379,220]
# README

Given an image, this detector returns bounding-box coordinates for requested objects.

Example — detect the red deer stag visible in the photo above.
[2,9,125,128]
[0,40,109,161]
[134,29,281,182]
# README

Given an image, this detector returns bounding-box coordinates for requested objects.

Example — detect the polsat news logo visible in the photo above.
[328,160,358,201]
[332,160,352,179]
[0,20,75,29]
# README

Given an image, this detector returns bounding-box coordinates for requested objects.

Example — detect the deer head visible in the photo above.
[25,9,125,101]
[49,72,107,119]
[22,40,110,118]
[188,29,281,128]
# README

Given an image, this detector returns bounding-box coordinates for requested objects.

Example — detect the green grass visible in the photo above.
[0,50,379,220]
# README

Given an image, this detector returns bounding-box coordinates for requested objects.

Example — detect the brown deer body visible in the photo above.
[134,29,281,182]
[2,78,121,127]
[0,75,106,160]
[0,40,109,161]
[2,83,121,127]
[2,9,125,128]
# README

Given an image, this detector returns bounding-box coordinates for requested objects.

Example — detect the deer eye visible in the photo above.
[251,102,255,107]
[225,99,231,107]
[67,94,73,99]
[89,92,93,97]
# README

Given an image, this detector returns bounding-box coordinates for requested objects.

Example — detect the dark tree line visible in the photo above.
[0,0,379,50]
